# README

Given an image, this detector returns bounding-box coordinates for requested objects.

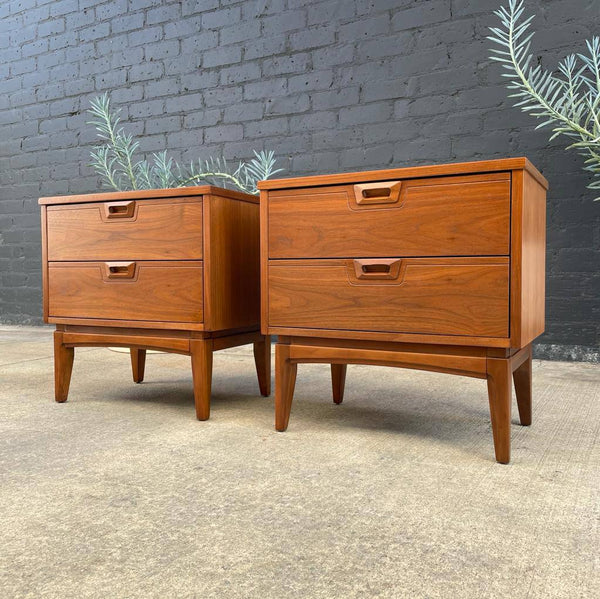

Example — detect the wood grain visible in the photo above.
[53,331,74,403]
[269,258,509,338]
[130,348,146,383]
[262,159,546,462]
[41,205,49,321]
[275,342,297,432]
[253,335,271,397]
[47,198,203,261]
[510,170,547,348]
[513,344,532,426]
[190,338,213,421]
[260,190,269,336]
[203,194,260,331]
[288,344,488,378]
[269,173,510,258]
[48,261,203,323]
[258,157,548,190]
[331,364,347,404]
[39,185,258,205]
[486,357,512,464]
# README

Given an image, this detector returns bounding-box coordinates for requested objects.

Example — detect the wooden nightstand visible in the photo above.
[39,186,270,419]
[259,158,547,463]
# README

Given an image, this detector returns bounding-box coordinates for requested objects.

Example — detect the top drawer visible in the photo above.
[47,197,203,261]
[268,173,510,258]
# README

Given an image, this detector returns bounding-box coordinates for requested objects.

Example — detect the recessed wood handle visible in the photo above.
[353,181,402,206]
[102,201,136,220]
[102,262,137,280]
[351,259,403,281]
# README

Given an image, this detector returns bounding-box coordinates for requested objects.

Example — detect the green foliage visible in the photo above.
[489,0,600,199]
[87,93,283,194]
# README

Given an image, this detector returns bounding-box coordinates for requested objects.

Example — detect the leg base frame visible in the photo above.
[274,338,533,464]
[51,326,271,420]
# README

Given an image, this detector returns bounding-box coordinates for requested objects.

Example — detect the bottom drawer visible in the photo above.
[48,261,203,323]
[268,258,509,338]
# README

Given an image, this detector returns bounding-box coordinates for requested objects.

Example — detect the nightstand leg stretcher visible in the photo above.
[274,338,533,464]
[52,327,271,420]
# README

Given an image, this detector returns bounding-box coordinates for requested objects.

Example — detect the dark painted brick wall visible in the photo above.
[1,0,598,358]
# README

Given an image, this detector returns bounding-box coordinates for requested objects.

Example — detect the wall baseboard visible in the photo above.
[533,344,599,363]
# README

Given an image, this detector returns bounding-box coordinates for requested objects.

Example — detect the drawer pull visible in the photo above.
[353,181,402,206]
[102,262,137,280]
[102,201,136,220]
[350,259,404,282]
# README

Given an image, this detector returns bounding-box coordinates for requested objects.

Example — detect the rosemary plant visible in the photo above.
[489,0,600,199]
[87,93,283,194]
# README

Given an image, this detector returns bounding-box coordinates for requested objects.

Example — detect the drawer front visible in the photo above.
[47,198,203,261]
[268,258,509,337]
[48,261,203,323]
[268,173,510,258]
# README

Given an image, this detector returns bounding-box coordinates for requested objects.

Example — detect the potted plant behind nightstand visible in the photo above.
[39,94,282,421]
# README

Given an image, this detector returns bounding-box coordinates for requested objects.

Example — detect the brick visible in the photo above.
[111,13,144,34]
[392,1,451,31]
[261,53,310,77]
[262,10,307,35]
[220,20,261,45]
[147,4,179,25]
[223,102,264,123]
[265,94,310,116]
[202,6,240,29]
[203,46,241,68]
[289,26,336,51]
[204,124,243,143]
[146,116,181,134]
[145,41,180,61]
[339,102,392,126]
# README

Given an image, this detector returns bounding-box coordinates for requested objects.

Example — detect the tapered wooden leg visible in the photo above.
[253,335,271,397]
[130,349,146,384]
[331,363,347,404]
[190,339,213,421]
[513,345,532,426]
[53,331,74,403]
[486,357,512,464]
[275,343,297,432]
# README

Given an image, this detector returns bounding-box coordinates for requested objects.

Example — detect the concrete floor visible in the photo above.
[1,326,599,599]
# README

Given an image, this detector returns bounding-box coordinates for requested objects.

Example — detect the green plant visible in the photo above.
[87,93,283,194]
[488,0,600,198]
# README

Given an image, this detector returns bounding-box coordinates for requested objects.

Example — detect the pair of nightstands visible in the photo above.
[40,158,547,463]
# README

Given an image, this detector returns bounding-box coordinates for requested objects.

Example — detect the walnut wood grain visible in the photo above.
[48,261,203,323]
[39,185,258,205]
[288,344,488,378]
[262,159,546,463]
[258,157,548,190]
[513,344,532,426]
[268,173,510,258]
[191,338,213,421]
[41,205,49,321]
[130,349,146,383]
[510,170,547,348]
[331,364,347,404]
[203,194,260,331]
[268,258,509,338]
[41,186,266,419]
[253,335,272,397]
[275,343,297,432]
[53,331,74,403]
[486,357,512,464]
[47,198,203,261]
